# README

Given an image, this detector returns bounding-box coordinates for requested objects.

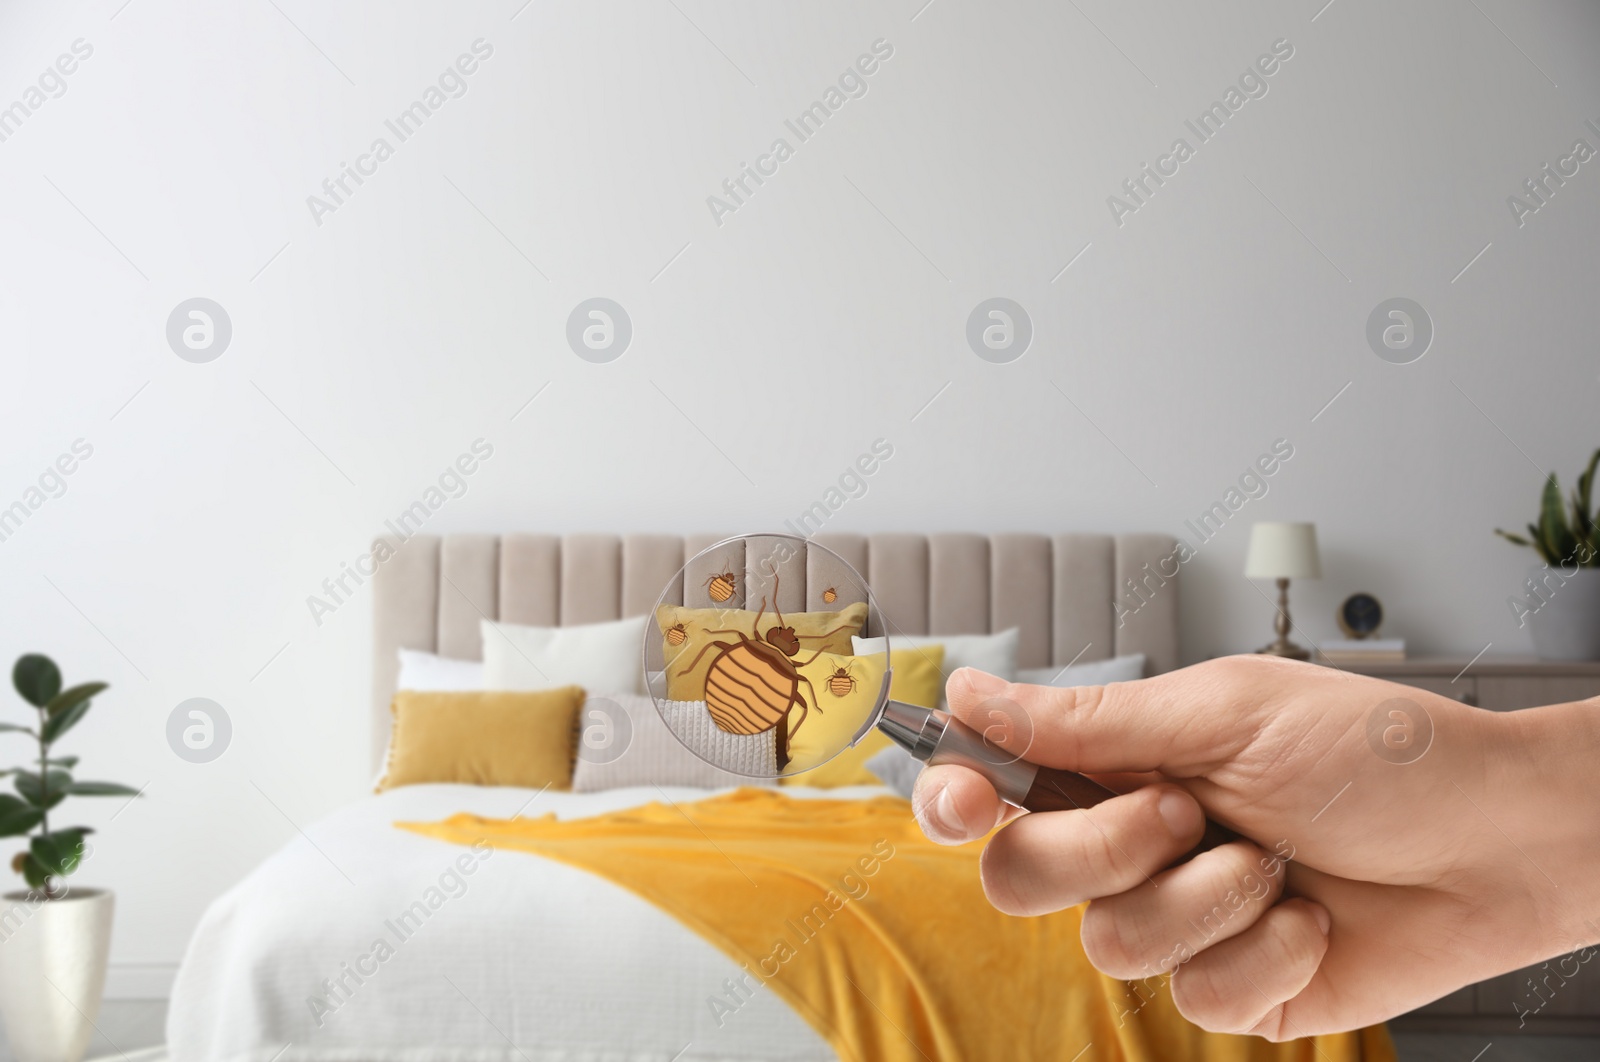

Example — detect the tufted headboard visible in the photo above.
[369,532,1179,766]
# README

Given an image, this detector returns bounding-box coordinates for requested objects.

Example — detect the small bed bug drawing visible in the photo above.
[822,586,838,604]
[704,570,736,603]
[665,622,688,646]
[827,663,858,697]
[673,577,855,770]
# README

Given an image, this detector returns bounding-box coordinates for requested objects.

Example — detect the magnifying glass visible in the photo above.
[645,533,1234,853]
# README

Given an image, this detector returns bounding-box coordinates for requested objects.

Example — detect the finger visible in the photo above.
[1086,770,1168,793]
[1169,899,1331,1039]
[911,763,1005,846]
[978,784,1206,916]
[1079,841,1286,979]
[946,662,1265,776]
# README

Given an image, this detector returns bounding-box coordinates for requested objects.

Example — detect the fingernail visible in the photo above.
[1310,903,1331,936]
[1158,789,1200,839]
[921,783,970,840]
[958,668,1007,696]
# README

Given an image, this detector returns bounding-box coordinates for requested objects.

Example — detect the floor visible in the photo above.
[0,1001,1590,1062]
[73,1001,167,1062]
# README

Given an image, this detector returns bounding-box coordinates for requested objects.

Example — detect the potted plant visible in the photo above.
[0,654,139,1062]
[1496,447,1600,660]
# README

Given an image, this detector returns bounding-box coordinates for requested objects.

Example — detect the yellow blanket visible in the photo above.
[401,789,1395,1062]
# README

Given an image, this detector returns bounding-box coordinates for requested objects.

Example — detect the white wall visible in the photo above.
[1,0,1597,995]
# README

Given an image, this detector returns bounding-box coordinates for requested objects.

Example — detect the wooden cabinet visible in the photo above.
[1329,657,1600,1034]
[1479,676,1600,714]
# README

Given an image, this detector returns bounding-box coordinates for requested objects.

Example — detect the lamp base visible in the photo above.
[1256,577,1310,660]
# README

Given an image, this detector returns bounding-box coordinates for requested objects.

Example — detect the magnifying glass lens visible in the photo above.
[645,534,891,779]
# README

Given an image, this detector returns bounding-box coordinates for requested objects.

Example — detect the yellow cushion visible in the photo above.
[378,688,585,792]
[783,646,944,786]
[655,601,867,702]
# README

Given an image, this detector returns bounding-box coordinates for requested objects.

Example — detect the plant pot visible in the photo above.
[1525,566,1600,661]
[0,887,113,1062]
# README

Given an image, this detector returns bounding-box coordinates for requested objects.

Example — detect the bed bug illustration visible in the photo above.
[665,622,688,647]
[704,570,737,604]
[673,576,855,770]
[826,662,858,697]
[821,586,838,604]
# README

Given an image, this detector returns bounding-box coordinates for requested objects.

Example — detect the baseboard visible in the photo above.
[105,963,177,999]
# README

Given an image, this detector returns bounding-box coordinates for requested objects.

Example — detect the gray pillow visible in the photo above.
[1016,653,1145,687]
[865,745,922,799]
[572,694,776,792]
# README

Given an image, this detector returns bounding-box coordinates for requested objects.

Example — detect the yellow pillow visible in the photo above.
[656,601,868,702]
[378,688,585,792]
[783,645,944,786]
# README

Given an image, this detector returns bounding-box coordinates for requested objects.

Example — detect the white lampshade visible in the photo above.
[1244,522,1321,580]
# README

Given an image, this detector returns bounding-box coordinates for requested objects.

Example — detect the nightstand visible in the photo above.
[1329,656,1600,1034]
[1324,655,1600,713]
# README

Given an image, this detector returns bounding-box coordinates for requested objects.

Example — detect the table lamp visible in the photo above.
[1244,521,1321,660]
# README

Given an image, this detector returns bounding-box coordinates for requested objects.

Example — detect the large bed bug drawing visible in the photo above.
[672,577,855,770]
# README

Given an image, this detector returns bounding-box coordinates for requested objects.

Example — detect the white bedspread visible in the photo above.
[168,783,893,1062]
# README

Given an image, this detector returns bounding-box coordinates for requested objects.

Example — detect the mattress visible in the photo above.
[167,783,892,1062]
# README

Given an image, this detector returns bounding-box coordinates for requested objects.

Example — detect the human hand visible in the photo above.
[911,656,1600,1039]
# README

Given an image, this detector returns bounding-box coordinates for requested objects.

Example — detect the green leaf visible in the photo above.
[1527,523,1546,557]
[30,828,90,878]
[0,795,43,837]
[1573,448,1600,556]
[1539,476,1576,564]
[1528,515,1557,567]
[15,770,70,810]
[45,681,105,718]
[1578,448,1600,525]
[19,852,49,890]
[0,723,36,736]
[1542,476,1580,562]
[41,699,90,744]
[45,756,78,769]
[12,655,61,708]
[59,781,140,797]
[1495,528,1533,548]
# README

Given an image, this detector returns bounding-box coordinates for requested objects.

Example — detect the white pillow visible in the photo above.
[852,628,1020,685]
[481,615,648,694]
[1017,653,1146,687]
[396,648,484,691]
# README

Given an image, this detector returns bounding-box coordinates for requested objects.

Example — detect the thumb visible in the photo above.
[945,665,1254,777]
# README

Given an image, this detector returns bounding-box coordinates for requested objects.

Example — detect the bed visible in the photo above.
[168,532,1185,1061]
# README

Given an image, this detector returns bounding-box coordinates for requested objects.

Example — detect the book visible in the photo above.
[1320,637,1405,663]
[1320,639,1405,654]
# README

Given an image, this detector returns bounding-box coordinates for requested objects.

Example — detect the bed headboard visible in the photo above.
[370,532,1179,765]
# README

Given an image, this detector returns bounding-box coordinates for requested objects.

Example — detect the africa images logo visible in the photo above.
[305,39,494,226]
[0,38,94,145]
[1106,38,1295,227]
[1365,698,1433,765]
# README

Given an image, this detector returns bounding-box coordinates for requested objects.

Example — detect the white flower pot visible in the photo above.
[1524,565,1600,661]
[0,888,113,1062]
